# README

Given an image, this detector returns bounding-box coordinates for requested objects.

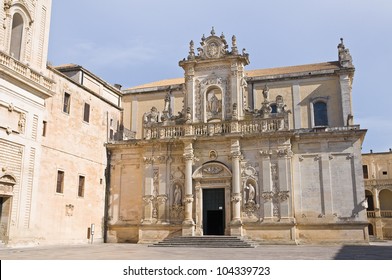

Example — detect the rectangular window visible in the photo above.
[109,128,114,140]
[78,175,85,197]
[63,92,71,114]
[382,171,388,176]
[42,121,47,137]
[362,165,368,179]
[83,103,90,123]
[56,170,64,193]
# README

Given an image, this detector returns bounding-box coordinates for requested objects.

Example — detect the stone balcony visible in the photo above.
[0,50,55,97]
[367,210,392,218]
[143,116,288,140]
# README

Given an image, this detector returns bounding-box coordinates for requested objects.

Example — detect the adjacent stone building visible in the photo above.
[107,29,369,244]
[363,150,392,240]
[0,0,122,246]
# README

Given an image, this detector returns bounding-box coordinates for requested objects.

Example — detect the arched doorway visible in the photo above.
[0,173,16,244]
[193,162,232,236]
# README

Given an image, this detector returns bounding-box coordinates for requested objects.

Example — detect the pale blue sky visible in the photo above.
[48,0,392,153]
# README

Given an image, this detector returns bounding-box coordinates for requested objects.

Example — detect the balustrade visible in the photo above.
[0,50,54,91]
[381,210,392,218]
[143,117,287,140]
[367,211,375,218]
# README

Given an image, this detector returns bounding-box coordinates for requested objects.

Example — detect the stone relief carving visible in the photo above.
[65,204,74,217]
[209,150,218,160]
[143,107,160,124]
[202,165,223,175]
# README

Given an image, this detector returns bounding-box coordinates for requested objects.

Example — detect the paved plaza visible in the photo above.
[1,242,392,260]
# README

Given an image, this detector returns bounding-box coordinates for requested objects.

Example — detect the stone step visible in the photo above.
[150,236,256,248]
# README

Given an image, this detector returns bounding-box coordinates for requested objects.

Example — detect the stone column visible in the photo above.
[142,157,154,224]
[230,139,243,236]
[182,141,195,236]
[373,188,383,239]
[260,151,273,221]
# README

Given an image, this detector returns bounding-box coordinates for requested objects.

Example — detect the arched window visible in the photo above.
[313,101,328,126]
[379,189,392,210]
[10,13,24,60]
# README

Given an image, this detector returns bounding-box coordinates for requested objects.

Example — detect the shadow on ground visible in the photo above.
[334,246,392,260]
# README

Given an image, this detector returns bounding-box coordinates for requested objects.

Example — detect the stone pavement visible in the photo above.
[1,242,392,260]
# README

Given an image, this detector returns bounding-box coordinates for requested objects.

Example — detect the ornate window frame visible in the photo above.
[309,97,329,128]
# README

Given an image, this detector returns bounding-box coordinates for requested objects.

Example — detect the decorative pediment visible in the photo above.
[183,27,249,64]
[192,162,232,180]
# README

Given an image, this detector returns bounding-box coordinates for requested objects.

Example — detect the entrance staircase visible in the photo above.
[149,236,257,248]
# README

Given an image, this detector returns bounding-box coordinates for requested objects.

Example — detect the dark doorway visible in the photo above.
[203,188,225,235]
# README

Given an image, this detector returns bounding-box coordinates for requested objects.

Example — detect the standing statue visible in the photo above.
[173,184,182,206]
[246,183,255,203]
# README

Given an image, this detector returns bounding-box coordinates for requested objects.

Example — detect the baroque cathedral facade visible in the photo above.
[0,1,369,246]
[107,29,368,244]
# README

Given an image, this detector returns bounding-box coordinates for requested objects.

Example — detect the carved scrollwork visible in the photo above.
[244,200,260,215]
[277,191,290,201]
[157,195,168,205]
[183,194,194,204]
[261,191,274,201]
[231,193,242,203]
[202,165,223,174]
[65,204,74,216]
[143,157,155,165]
[142,195,154,204]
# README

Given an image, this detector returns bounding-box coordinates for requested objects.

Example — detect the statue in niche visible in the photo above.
[207,91,221,116]
[246,183,255,203]
[173,184,182,206]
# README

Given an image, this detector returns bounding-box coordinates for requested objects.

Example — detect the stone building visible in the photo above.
[107,29,369,244]
[363,150,392,240]
[0,0,122,246]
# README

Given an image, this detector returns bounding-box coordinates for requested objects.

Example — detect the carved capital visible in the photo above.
[142,195,154,204]
[231,193,242,203]
[277,191,290,201]
[143,157,155,165]
[346,154,354,160]
[183,194,194,204]
[261,191,274,201]
[157,194,168,204]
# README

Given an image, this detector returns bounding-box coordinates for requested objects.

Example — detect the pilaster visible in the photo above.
[230,139,243,235]
[142,157,154,224]
[182,141,195,236]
